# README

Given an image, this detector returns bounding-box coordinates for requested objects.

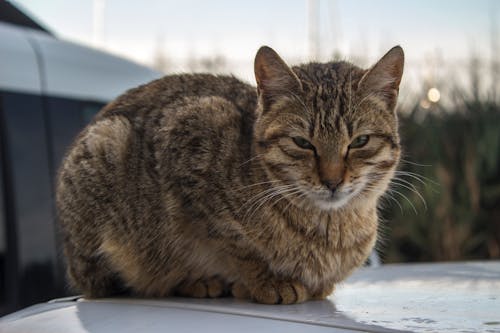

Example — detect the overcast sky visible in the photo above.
[12,0,498,86]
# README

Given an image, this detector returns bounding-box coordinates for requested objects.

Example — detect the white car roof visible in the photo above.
[2,261,499,332]
[0,21,161,102]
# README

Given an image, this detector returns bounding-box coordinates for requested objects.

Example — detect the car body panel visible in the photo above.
[0,21,161,103]
[30,29,160,102]
[333,261,500,332]
[0,19,161,314]
[0,299,366,333]
[2,261,499,332]
[0,22,41,95]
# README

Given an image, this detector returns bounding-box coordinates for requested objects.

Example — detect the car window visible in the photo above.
[1,91,59,312]
[0,103,6,314]
[47,97,105,178]
[82,102,103,124]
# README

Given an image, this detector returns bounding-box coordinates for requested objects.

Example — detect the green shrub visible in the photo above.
[381,100,500,262]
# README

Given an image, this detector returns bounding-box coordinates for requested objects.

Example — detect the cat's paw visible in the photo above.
[176,277,228,298]
[250,280,309,304]
[311,284,336,300]
[231,281,251,299]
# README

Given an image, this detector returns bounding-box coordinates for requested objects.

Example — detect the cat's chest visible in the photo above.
[267,208,377,250]
[262,209,377,285]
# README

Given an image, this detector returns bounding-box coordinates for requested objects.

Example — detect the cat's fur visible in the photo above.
[57,46,404,304]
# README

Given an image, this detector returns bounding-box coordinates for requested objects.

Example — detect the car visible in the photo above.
[2,4,499,332]
[0,1,161,315]
[1,261,499,332]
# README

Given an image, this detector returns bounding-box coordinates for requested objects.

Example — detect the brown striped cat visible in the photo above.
[57,45,404,304]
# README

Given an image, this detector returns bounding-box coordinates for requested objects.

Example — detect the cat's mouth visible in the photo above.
[309,187,358,210]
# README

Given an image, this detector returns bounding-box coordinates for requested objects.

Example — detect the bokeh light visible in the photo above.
[427,88,441,103]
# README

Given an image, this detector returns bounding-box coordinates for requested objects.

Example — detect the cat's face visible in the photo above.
[254,46,403,211]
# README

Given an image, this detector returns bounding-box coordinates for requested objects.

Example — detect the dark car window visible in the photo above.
[47,97,105,177]
[1,91,59,312]
[46,97,84,178]
[0,90,106,315]
[0,106,6,314]
[82,102,103,124]
[46,97,105,167]
[46,97,105,293]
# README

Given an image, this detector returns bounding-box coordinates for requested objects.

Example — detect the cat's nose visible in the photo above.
[323,179,343,193]
[319,160,345,193]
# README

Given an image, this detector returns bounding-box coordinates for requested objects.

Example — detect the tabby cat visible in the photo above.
[57,45,404,304]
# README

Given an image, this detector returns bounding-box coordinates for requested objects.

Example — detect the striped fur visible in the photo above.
[57,46,404,304]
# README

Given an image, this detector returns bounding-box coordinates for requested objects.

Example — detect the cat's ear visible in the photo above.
[358,46,404,110]
[254,46,302,108]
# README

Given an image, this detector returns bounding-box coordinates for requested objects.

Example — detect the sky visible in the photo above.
[11,0,498,89]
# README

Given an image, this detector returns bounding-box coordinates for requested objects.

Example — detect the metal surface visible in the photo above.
[0,18,161,315]
[30,28,160,102]
[0,298,400,333]
[0,20,160,102]
[2,261,499,332]
[0,22,41,95]
[334,261,500,332]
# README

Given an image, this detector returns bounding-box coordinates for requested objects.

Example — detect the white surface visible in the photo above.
[0,21,161,102]
[4,262,499,332]
[0,22,41,95]
[334,261,500,332]
[1,300,360,333]
[31,30,161,102]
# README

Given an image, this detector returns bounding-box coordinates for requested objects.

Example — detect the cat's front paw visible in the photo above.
[247,280,309,304]
[175,276,228,298]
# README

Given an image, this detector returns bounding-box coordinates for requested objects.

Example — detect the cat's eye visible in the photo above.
[292,137,315,150]
[349,135,370,149]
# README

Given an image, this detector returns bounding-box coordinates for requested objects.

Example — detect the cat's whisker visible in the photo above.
[242,186,301,223]
[236,187,282,216]
[268,187,304,212]
[382,192,404,215]
[391,176,419,191]
[388,187,418,215]
[232,179,283,193]
[365,173,410,214]
[249,188,291,213]
[399,158,432,167]
[390,179,428,211]
[391,177,427,210]
[238,183,297,215]
[394,170,440,187]
[253,188,303,223]
[237,184,296,214]
[281,189,309,213]
[237,154,265,168]
[362,185,404,214]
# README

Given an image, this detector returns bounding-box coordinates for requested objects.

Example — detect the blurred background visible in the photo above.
[13,0,500,92]
[0,0,499,315]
